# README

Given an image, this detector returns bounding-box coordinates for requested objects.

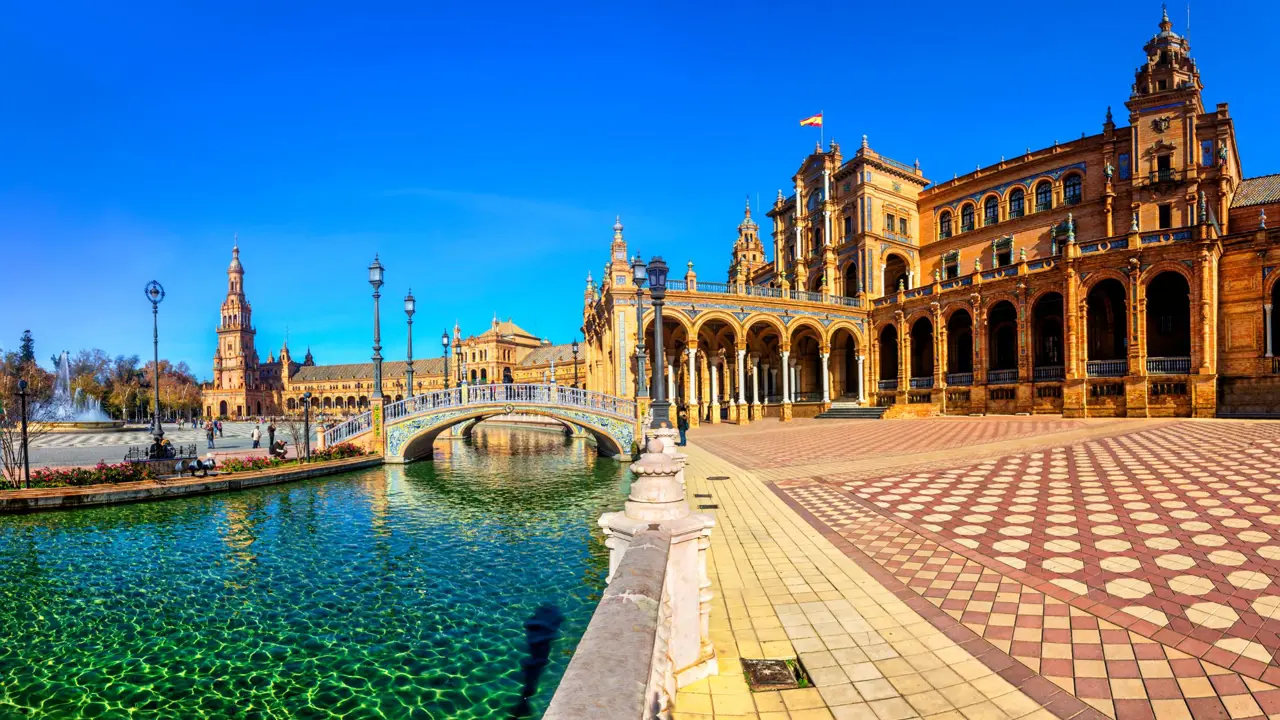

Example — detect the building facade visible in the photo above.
[201,247,584,419]
[583,11,1280,422]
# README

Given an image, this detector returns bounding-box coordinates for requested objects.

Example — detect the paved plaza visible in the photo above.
[680,416,1280,720]
[26,421,272,468]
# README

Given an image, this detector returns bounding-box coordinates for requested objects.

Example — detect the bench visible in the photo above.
[124,443,202,477]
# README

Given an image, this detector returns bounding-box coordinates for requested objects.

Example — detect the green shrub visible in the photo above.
[27,462,154,489]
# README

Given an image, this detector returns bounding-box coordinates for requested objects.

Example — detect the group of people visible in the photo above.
[200,419,283,455]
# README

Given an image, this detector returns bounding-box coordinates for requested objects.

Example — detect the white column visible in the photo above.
[780,351,790,403]
[706,358,716,404]
[686,348,698,406]
[1266,304,1275,358]
[667,357,676,400]
[751,357,761,405]
[736,349,747,404]
[821,352,830,402]
[857,355,867,403]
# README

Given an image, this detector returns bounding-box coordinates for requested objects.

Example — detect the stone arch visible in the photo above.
[690,310,744,340]
[1139,260,1195,288]
[392,406,630,463]
[825,319,865,349]
[840,258,860,296]
[741,313,787,340]
[782,316,823,346]
[1082,269,1131,295]
[458,412,578,440]
[982,292,1021,318]
[1027,284,1066,308]
[642,307,695,336]
[941,300,976,322]
[883,253,910,293]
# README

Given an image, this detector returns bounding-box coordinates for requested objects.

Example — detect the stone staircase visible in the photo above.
[815,401,889,420]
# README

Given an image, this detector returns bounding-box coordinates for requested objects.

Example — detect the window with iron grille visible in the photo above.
[1063,174,1082,205]
[960,204,975,233]
[1008,188,1025,218]
[939,211,952,239]
[1035,181,1052,212]
[984,196,999,226]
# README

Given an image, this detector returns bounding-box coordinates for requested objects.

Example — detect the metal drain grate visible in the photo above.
[697,504,719,510]
[693,493,712,498]
[707,476,729,481]
[742,658,810,691]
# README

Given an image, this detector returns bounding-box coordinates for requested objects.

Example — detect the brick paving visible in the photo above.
[686,416,1280,720]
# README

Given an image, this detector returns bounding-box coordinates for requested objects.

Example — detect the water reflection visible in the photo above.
[0,426,628,719]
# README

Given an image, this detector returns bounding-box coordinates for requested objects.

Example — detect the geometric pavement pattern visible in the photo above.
[30,424,259,448]
[772,420,1280,720]
[694,417,1100,470]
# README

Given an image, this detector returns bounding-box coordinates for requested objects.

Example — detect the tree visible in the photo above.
[0,353,55,488]
[17,331,35,366]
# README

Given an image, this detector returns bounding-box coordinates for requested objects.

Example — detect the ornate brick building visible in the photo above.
[201,246,583,419]
[583,10,1280,422]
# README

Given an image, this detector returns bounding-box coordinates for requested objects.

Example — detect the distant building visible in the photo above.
[201,247,582,419]
[583,10,1280,421]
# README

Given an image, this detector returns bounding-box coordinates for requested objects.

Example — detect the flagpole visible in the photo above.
[820,109,824,150]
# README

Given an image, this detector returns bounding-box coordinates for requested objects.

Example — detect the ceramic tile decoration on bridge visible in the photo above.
[319,383,640,463]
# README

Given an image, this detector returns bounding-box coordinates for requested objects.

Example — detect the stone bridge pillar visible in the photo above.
[600,439,716,688]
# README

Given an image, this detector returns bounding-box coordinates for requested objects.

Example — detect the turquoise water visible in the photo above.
[0,426,629,719]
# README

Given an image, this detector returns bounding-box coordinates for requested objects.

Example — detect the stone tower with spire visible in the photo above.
[214,240,259,392]
[729,197,766,284]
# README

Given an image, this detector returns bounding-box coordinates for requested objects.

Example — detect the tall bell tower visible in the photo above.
[214,240,259,391]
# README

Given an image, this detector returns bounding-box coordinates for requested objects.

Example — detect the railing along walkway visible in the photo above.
[385,383,637,425]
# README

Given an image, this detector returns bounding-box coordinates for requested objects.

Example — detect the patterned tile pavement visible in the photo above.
[750,418,1280,720]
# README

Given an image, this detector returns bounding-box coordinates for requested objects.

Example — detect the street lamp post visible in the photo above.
[442,331,451,390]
[17,379,30,489]
[144,281,166,441]
[646,257,670,429]
[368,256,385,399]
[572,339,580,389]
[302,391,312,461]
[631,256,648,398]
[404,290,416,396]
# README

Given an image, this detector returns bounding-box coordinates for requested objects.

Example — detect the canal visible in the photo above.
[0,426,630,719]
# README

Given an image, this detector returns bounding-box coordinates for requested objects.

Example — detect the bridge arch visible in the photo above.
[391,406,627,463]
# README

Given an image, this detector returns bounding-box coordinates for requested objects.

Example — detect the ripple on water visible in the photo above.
[0,427,629,719]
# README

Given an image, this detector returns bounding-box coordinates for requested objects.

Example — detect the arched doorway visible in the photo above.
[1032,293,1064,380]
[879,325,899,390]
[842,262,859,297]
[831,327,860,399]
[745,319,783,403]
[789,325,822,403]
[218,400,228,417]
[1086,279,1128,376]
[909,317,934,388]
[1145,272,1192,374]
[987,301,1019,382]
[947,310,974,384]
[883,255,909,295]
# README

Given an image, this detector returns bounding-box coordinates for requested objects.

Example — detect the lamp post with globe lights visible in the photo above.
[404,290,416,395]
[631,256,648,398]
[646,257,670,429]
[144,281,166,441]
[572,339,580,388]
[442,331,451,390]
[368,256,385,399]
[302,391,312,460]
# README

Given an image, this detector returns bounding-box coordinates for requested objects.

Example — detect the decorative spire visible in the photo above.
[613,215,624,240]
[744,195,751,218]
[1105,106,1114,125]
[776,189,783,204]
[814,141,822,154]
[228,237,243,273]
[861,134,868,149]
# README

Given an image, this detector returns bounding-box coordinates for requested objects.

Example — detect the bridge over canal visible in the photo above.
[321,383,640,462]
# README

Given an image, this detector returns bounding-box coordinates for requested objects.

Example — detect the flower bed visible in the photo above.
[25,462,155,489]
[216,443,370,475]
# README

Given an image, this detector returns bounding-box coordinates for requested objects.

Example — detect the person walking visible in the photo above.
[205,420,216,450]
[251,425,261,449]
[267,422,276,449]
[677,406,690,447]
[216,419,223,438]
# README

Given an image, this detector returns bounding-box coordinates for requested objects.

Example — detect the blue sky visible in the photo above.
[2,1,1276,379]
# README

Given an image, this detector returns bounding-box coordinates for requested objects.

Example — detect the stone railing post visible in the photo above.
[599,439,717,688]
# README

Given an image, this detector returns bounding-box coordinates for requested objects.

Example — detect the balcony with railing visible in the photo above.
[1147,357,1191,375]
[665,279,687,291]
[988,369,1019,385]
[945,372,973,386]
[792,290,823,303]
[1087,359,1128,377]
[908,377,934,389]
[744,285,782,299]
[832,294,861,307]
[1033,365,1064,381]
[1145,167,1182,186]
[697,281,730,294]
[878,378,899,391]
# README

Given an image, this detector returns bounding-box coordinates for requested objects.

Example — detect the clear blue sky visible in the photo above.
[2,1,1276,380]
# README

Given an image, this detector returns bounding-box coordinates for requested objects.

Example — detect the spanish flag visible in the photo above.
[799,113,823,127]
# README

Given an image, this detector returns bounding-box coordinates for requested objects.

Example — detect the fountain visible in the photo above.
[38,352,126,433]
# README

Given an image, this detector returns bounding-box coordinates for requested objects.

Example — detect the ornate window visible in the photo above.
[1034,181,1052,212]
[983,196,999,226]
[1063,174,1082,205]
[943,250,960,279]
[899,217,908,236]
[884,213,895,234]
[843,215,852,239]
[1008,188,1025,219]
[992,236,1013,267]
[939,211,953,239]
[960,204,975,233]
